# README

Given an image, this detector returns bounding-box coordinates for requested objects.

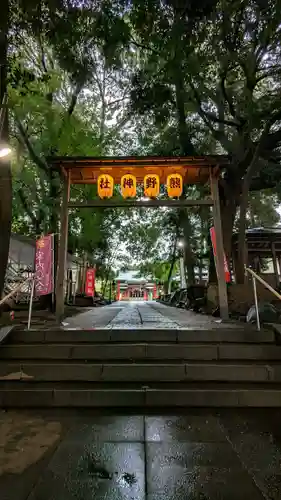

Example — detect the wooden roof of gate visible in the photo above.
[48,155,229,185]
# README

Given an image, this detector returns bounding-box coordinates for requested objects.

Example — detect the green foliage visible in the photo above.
[7,0,281,287]
[247,191,280,229]
[137,259,178,283]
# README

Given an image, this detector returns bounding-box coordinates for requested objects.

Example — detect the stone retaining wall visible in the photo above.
[207,281,278,315]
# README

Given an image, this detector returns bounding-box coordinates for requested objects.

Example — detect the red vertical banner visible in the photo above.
[153,284,157,299]
[210,227,231,283]
[35,234,54,296]
[85,268,95,296]
[116,281,120,301]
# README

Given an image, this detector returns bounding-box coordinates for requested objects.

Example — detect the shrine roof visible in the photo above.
[116,270,155,283]
[48,155,229,185]
[232,226,281,255]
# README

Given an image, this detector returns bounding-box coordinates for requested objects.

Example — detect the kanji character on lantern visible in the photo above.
[144,174,160,198]
[166,173,183,198]
[97,174,114,198]
[121,174,137,198]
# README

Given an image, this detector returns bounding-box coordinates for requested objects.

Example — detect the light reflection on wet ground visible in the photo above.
[64,301,230,330]
[1,410,281,499]
[1,302,280,498]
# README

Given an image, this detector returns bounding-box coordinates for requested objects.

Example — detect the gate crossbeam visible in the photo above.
[68,199,213,208]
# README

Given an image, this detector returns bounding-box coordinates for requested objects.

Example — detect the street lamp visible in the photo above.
[0,146,11,158]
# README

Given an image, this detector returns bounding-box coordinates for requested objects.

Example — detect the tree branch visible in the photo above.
[220,73,237,119]
[48,81,84,157]
[67,82,83,117]
[107,96,128,107]
[203,109,239,128]
[189,79,238,127]
[17,187,38,227]
[243,110,281,187]
[189,80,236,153]
[38,34,48,73]
[129,36,161,56]
[256,66,281,84]
[15,117,48,173]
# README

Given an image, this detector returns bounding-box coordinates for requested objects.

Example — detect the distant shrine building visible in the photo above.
[116,271,158,301]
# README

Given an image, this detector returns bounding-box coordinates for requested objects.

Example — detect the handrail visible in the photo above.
[0,275,36,330]
[0,276,33,307]
[245,267,281,301]
[245,267,281,331]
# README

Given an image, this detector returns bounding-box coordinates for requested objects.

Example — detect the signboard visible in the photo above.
[35,234,54,296]
[97,174,114,198]
[143,174,160,198]
[121,174,137,198]
[85,268,95,296]
[210,227,231,283]
[95,173,189,199]
[166,173,183,198]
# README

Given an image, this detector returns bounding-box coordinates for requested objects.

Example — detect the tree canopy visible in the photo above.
[1,0,281,296]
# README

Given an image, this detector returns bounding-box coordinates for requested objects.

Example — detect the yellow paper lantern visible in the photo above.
[121,174,137,198]
[97,174,114,198]
[143,174,160,198]
[166,173,183,198]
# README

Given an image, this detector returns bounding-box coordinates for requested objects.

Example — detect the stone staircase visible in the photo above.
[1,326,281,407]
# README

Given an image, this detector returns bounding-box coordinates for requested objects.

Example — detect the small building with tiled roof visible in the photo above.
[116,270,157,300]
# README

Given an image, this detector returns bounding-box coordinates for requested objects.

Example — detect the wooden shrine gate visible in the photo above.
[48,155,229,320]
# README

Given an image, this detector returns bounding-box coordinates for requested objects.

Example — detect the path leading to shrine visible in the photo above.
[63,300,227,330]
[1,302,281,499]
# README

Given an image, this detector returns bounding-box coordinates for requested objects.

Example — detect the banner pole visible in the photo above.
[27,277,35,330]
[51,233,55,311]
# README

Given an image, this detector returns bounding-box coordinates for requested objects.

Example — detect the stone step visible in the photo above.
[1,381,281,407]
[1,343,281,360]
[0,361,280,382]
[7,328,275,344]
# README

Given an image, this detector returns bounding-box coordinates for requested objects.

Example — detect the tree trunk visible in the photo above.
[208,181,237,283]
[102,267,110,297]
[175,72,196,155]
[166,259,175,294]
[165,236,178,294]
[183,213,195,284]
[0,0,12,300]
[236,182,250,284]
[220,194,237,262]
[40,174,61,310]
[208,233,217,282]
[248,201,255,227]
[198,210,206,281]
[39,171,60,312]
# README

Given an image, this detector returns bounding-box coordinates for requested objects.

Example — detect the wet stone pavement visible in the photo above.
[1,410,281,499]
[1,301,281,498]
[63,300,234,330]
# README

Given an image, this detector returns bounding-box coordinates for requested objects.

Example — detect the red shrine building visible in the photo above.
[116,271,158,301]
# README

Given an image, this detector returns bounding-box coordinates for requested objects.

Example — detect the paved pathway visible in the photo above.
[1,409,281,499]
[63,300,234,330]
[1,301,279,499]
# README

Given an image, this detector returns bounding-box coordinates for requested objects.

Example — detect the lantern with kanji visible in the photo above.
[97,174,114,198]
[143,174,160,198]
[166,173,183,198]
[120,174,137,198]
